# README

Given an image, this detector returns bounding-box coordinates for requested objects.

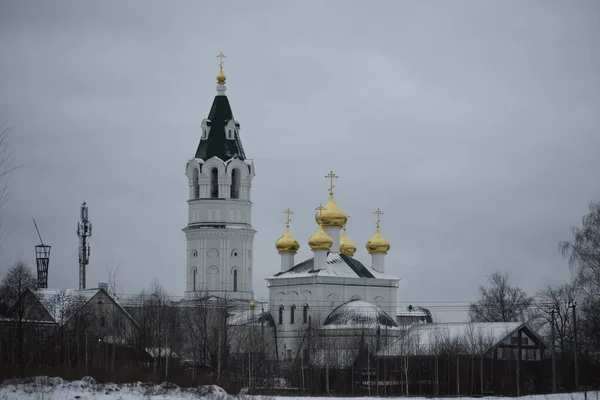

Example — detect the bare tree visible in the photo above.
[559,201,600,356]
[534,283,576,355]
[0,261,38,367]
[105,261,124,299]
[469,271,533,322]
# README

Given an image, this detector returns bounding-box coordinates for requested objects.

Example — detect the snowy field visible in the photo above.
[0,377,598,400]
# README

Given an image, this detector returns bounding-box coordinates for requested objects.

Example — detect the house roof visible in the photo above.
[34,288,139,328]
[378,322,546,357]
[194,94,246,162]
[269,252,398,280]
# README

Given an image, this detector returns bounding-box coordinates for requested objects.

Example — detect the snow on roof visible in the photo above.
[227,308,272,326]
[396,305,431,317]
[378,322,526,356]
[34,288,138,327]
[323,299,398,329]
[270,252,398,280]
[35,289,99,325]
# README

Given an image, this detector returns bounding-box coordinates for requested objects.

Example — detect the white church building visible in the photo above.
[182,57,405,361]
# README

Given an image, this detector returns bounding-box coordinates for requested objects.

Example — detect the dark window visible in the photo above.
[211,168,218,198]
[278,306,284,325]
[303,304,309,324]
[290,305,296,324]
[192,268,197,291]
[230,169,239,199]
[100,316,106,326]
[233,270,238,292]
[193,168,199,199]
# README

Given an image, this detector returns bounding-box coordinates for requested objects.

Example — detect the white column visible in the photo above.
[313,250,328,271]
[280,253,295,272]
[371,253,385,273]
[323,227,342,253]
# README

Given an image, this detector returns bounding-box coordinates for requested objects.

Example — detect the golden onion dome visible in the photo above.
[249,298,256,310]
[309,224,333,251]
[275,226,300,254]
[340,227,357,257]
[217,69,226,84]
[314,195,348,228]
[366,227,390,254]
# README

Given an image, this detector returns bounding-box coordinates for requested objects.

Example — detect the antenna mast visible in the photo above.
[76,202,92,290]
[33,218,51,289]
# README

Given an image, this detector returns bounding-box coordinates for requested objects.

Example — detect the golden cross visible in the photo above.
[324,170,338,195]
[316,204,326,219]
[283,208,293,227]
[216,52,226,70]
[374,208,384,228]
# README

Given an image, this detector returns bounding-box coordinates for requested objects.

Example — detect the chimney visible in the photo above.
[98,282,108,291]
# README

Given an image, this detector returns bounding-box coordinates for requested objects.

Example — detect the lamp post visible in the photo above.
[249,297,256,390]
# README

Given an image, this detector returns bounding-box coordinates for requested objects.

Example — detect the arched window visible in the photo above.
[233,269,238,292]
[192,267,197,291]
[303,304,309,324]
[290,304,296,324]
[192,168,199,199]
[211,168,218,198]
[230,169,240,199]
[278,306,284,325]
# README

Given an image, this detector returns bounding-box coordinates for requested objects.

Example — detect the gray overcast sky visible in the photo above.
[1,0,599,322]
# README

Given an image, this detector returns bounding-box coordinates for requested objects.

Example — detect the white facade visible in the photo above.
[267,251,400,361]
[184,157,256,301]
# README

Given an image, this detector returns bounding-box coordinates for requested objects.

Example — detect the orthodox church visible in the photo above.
[183,56,403,360]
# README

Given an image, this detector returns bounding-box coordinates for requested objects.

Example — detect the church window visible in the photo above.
[303,304,309,324]
[192,267,197,291]
[211,168,218,198]
[233,269,238,292]
[228,129,233,139]
[230,169,240,199]
[192,168,199,199]
[278,306,284,325]
[290,304,296,324]
[192,250,198,258]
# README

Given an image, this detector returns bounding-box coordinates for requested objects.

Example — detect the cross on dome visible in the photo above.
[374,208,384,229]
[316,204,326,218]
[216,52,226,84]
[324,171,339,195]
[283,208,294,227]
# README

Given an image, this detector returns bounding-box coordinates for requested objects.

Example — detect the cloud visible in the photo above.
[1,0,599,322]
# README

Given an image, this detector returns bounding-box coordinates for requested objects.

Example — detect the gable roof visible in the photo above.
[378,322,547,357]
[270,252,398,280]
[34,288,139,328]
[194,94,246,162]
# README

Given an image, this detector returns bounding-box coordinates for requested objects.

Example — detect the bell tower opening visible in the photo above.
[231,169,240,199]
[211,168,219,198]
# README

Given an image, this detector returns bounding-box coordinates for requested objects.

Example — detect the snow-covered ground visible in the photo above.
[0,377,598,400]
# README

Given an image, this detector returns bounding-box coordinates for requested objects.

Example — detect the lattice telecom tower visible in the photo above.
[76,202,92,290]
[33,218,51,289]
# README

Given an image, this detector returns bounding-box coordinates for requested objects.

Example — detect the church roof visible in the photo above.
[323,299,398,329]
[270,252,398,280]
[194,94,246,162]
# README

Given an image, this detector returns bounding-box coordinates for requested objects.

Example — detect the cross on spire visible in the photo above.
[324,170,339,195]
[216,52,226,71]
[374,208,384,229]
[283,208,293,227]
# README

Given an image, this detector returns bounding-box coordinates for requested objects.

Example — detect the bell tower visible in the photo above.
[183,54,256,301]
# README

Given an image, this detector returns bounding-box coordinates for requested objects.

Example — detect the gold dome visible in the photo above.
[314,195,348,227]
[340,226,357,257]
[366,227,390,254]
[309,224,333,251]
[275,226,300,254]
[249,298,256,310]
[217,69,226,84]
